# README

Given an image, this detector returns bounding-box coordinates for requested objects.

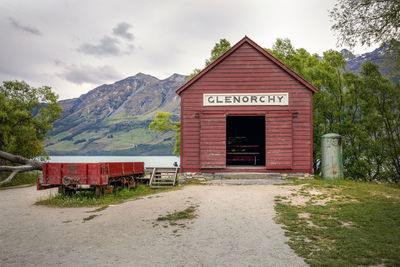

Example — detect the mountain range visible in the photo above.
[46,73,187,155]
[45,46,395,156]
[341,46,391,75]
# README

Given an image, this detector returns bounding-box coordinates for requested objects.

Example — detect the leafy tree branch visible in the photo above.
[0,81,62,183]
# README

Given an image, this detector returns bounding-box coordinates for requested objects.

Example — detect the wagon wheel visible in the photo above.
[103,185,114,195]
[121,177,129,189]
[121,178,127,189]
[58,186,66,195]
[94,186,104,198]
[59,186,75,196]
[58,186,76,196]
[68,188,76,196]
[127,177,136,189]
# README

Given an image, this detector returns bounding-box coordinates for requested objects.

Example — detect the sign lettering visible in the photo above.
[203,93,289,106]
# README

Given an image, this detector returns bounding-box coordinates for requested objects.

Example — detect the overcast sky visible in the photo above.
[0,0,378,100]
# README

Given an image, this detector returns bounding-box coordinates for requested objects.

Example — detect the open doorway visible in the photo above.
[226,116,265,166]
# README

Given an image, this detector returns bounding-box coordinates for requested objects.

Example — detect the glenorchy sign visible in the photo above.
[203,93,289,106]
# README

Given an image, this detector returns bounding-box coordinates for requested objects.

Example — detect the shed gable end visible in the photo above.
[176,36,317,95]
[196,43,303,89]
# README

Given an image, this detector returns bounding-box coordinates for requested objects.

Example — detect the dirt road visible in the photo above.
[0,185,306,266]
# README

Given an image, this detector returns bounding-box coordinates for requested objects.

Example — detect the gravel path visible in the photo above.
[0,185,306,266]
[206,178,292,185]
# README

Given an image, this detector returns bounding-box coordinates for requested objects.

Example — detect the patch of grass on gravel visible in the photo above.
[35,184,179,208]
[87,205,109,213]
[157,205,197,222]
[0,171,39,189]
[83,214,100,222]
[275,178,400,266]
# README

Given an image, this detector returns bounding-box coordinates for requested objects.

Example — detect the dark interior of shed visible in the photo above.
[226,116,265,166]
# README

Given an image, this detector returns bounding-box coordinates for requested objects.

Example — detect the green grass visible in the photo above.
[87,205,109,213]
[0,171,39,189]
[35,184,179,208]
[46,127,172,153]
[157,205,197,222]
[82,214,100,222]
[183,179,207,185]
[275,178,400,266]
[46,140,86,151]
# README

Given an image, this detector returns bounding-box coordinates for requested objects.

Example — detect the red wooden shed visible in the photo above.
[176,36,317,174]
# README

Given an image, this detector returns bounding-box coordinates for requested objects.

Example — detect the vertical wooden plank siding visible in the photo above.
[265,112,293,169]
[200,113,226,168]
[180,95,201,171]
[178,38,315,173]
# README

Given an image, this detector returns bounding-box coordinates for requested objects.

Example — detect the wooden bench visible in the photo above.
[229,145,260,150]
[227,152,260,165]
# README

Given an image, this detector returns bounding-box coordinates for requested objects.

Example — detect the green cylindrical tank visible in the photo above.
[321,133,344,180]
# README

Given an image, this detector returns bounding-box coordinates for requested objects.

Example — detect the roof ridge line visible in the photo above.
[176,36,318,95]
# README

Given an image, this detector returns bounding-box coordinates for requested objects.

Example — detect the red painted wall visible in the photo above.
[178,41,314,173]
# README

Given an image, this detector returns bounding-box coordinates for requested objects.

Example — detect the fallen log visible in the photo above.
[0,150,43,185]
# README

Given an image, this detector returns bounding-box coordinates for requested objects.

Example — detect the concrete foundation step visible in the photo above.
[212,172,283,180]
[180,172,312,184]
[206,179,292,185]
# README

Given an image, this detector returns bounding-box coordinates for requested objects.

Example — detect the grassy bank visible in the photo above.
[275,179,400,266]
[35,184,179,208]
[0,171,39,189]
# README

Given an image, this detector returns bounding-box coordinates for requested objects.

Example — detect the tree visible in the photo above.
[359,62,400,181]
[149,112,180,155]
[0,81,62,183]
[330,0,400,48]
[330,0,400,75]
[269,38,400,182]
[188,38,231,79]
[151,39,232,155]
[0,150,43,185]
[205,38,231,66]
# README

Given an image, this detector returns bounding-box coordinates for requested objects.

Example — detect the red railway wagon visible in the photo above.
[37,162,144,196]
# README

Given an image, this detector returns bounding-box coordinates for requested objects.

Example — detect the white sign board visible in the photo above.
[203,93,289,106]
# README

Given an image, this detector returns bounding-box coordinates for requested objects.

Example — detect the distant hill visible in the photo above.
[341,46,394,76]
[46,47,396,156]
[46,73,188,155]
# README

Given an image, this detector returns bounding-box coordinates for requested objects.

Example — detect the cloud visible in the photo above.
[58,63,122,85]
[113,22,134,40]
[77,35,134,57]
[77,36,124,57]
[77,22,135,57]
[9,17,41,36]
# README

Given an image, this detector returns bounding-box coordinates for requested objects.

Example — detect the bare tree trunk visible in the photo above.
[0,143,6,179]
[0,150,43,185]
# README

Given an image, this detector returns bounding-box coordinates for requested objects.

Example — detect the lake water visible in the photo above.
[49,156,180,167]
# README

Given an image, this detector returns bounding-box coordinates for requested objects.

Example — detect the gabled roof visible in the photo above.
[176,36,318,95]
